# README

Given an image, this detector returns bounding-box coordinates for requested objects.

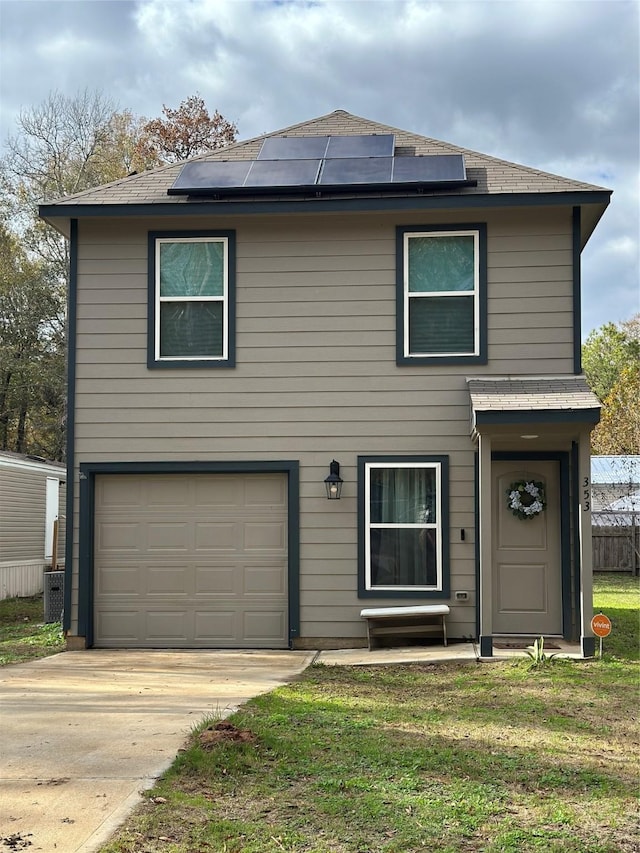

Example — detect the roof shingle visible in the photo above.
[42,109,610,209]
[467,376,601,414]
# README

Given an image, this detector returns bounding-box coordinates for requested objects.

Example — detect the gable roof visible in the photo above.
[40,110,611,242]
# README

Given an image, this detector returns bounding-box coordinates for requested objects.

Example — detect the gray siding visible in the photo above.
[0,461,66,565]
[70,206,575,642]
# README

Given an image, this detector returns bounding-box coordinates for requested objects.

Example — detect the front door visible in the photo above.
[492,460,562,635]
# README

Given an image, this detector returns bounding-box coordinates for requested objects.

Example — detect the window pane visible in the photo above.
[370,467,437,524]
[408,235,474,293]
[160,302,223,357]
[409,295,474,354]
[160,241,224,297]
[370,528,438,586]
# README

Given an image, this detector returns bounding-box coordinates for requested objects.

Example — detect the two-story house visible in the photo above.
[40,110,608,656]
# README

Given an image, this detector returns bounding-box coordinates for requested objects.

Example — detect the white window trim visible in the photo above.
[155,236,229,362]
[364,461,443,592]
[403,229,480,358]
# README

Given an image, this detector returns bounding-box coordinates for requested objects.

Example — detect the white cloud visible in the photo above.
[605,236,638,258]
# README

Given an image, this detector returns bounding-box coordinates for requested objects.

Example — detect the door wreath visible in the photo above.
[506,480,546,520]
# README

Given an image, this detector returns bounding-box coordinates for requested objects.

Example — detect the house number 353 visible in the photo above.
[583,477,590,511]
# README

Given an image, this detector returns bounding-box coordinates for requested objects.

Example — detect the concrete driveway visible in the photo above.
[0,649,314,852]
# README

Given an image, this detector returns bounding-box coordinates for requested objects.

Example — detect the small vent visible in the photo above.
[394,146,416,157]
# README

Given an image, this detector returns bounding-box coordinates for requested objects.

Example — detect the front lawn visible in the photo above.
[0,594,64,665]
[99,573,639,853]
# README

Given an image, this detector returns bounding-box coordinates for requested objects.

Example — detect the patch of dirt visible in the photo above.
[198,721,257,748]
[1,834,33,850]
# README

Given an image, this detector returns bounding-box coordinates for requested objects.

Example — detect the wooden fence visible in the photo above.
[592,512,639,574]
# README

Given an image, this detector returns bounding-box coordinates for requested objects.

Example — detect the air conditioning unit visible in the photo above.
[44,571,64,623]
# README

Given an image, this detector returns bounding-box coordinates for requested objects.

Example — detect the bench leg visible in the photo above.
[442,615,447,647]
[366,620,374,651]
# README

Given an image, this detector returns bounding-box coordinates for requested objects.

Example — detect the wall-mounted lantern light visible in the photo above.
[324,459,343,500]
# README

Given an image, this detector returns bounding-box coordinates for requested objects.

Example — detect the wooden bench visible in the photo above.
[360,605,450,651]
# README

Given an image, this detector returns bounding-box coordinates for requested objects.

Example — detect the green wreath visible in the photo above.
[506,480,546,520]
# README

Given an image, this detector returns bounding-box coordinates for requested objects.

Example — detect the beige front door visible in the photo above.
[492,460,562,635]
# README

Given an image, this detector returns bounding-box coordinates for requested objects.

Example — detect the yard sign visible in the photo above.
[591,612,612,657]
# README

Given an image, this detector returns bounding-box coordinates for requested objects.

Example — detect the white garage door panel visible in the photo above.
[195,523,238,550]
[97,523,141,552]
[96,605,288,645]
[95,610,139,643]
[195,565,237,594]
[95,563,141,595]
[146,610,189,641]
[242,610,287,642]
[94,473,288,648]
[244,563,287,595]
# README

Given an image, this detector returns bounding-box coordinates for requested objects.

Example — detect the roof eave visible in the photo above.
[473,408,601,427]
[39,188,612,233]
[580,197,611,248]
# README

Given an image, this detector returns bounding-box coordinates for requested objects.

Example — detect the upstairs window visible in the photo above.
[397,224,486,365]
[148,232,235,368]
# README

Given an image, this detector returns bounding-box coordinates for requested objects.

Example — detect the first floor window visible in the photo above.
[149,232,235,367]
[360,457,449,594]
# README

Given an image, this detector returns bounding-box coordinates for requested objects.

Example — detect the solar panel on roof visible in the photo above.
[392,154,466,183]
[245,159,321,186]
[257,136,329,160]
[167,145,474,196]
[325,134,394,159]
[258,134,395,161]
[169,161,252,192]
[320,157,393,185]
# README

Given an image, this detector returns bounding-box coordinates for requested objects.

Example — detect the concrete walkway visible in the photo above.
[316,638,583,666]
[0,650,314,853]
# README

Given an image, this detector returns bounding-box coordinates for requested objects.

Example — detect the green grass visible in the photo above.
[592,572,639,660]
[0,594,64,665]
[99,575,640,853]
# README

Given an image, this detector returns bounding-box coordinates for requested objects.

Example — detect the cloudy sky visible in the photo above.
[1,0,638,337]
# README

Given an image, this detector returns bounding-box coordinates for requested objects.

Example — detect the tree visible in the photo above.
[0,89,238,460]
[0,90,136,459]
[583,315,640,402]
[583,314,640,455]
[591,363,640,455]
[137,95,237,164]
[0,90,156,281]
[0,224,65,458]
[1,91,238,275]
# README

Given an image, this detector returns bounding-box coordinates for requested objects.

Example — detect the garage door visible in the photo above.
[93,473,288,648]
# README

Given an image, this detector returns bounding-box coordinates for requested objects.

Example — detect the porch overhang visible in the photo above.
[467,376,601,441]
